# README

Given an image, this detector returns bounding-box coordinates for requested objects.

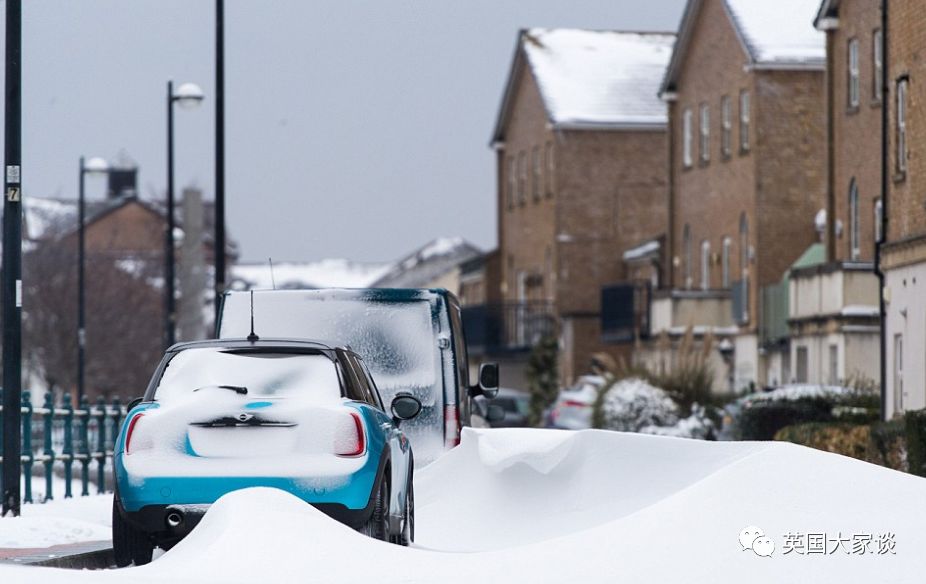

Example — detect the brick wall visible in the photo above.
[830,0,883,263]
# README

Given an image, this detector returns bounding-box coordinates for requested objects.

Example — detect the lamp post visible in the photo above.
[165,81,204,349]
[215,0,226,326]
[77,156,108,403]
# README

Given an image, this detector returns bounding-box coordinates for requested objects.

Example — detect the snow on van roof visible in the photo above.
[520,29,675,128]
[230,259,393,291]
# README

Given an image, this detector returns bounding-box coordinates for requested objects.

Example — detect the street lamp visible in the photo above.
[77,156,109,403]
[165,80,204,349]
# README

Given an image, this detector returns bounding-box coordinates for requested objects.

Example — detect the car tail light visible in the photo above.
[444,404,460,448]
[335,412,365,457]
[562,400,588,408]
[125,413,145,455]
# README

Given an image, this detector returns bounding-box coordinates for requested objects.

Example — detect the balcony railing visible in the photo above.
[0,390,126,503]
[462,301,556,354]
[601,282,650,343]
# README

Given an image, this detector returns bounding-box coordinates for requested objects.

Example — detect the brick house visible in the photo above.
[780,0,885,389]
[883,0,926,417]
[483,28,674,386]
[655,0,826,391]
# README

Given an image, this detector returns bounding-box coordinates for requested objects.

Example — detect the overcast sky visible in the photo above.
[12,0,685,263]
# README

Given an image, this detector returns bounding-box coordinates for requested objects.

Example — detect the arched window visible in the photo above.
[721,236,732,288]
[683,224,692,289]
[849,179,860,260]
[739,213,749,276]
[701,240,711,290]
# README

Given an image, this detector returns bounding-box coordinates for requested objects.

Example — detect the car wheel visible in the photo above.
[397,475,414,546]
[360,474,389,541]
[112,498,154,567]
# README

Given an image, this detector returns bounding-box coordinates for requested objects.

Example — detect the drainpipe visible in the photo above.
[876,0,889,421]
[825,27,836,264]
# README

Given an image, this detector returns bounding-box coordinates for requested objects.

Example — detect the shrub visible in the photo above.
[870,419,907,472]
[774,422,874,462]
[905,410,926,477]
[593,377,679,432]
[526,335,559,427]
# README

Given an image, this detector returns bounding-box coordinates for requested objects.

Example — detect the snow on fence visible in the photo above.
[0,390,126,503]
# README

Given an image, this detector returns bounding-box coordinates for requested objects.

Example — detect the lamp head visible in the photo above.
[83,157,109,176]
[173,82,204,109]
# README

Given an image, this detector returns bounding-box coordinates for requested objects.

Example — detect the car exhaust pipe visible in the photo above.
[165,508,184,529]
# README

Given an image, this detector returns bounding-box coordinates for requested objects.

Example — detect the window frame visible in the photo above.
[699,103,710,163]
[897,78,908,174]
[848,38,860,109]
[739,90,750,153]
[872,29,883,103]
[849,179,860,260]
[531,146,541,202]
[721,236,732,288]
[874,198,883,244]
[721,95,732,158]
[506,156,516,211]
[683,224,692,289]
[700,239,711,290]
[544,141,554,198]
[517,151,527,205]
[682,108,693,168]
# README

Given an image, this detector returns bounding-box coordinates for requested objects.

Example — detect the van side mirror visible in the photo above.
[390,394,422,422]
[470,362,499,399]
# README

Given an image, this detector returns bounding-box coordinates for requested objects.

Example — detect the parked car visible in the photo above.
[485,388,530,428]
[113,338,421,566]
[546,375,607,430]
[217,288,499,465]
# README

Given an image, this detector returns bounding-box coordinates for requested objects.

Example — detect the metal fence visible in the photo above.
[462,301,556,354]
[0,390,126,503]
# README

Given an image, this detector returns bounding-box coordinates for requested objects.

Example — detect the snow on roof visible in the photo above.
[622,239,661,262]
[372,237,481,288]
[724,0,825,66]
[230,259,393,291]
[521,29,675,128]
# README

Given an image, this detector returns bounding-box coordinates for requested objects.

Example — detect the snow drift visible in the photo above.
[3,428,926,583]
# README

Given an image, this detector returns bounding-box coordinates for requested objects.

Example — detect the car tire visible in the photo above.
[112,498,154,567]
[396,474,414,547]
[360,473,389,541]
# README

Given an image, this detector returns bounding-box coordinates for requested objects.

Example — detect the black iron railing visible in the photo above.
[462,301,556,354]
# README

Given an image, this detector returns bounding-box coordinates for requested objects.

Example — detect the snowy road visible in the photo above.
[2,428,926,582]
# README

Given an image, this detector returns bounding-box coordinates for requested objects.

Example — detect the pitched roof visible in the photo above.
[661,0,825,95]
[371,237,482,288]
[493,29,675,142]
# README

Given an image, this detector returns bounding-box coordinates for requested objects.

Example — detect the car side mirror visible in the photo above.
[391,394,422,422]
[473,362,499,399]
[486,404,505,423]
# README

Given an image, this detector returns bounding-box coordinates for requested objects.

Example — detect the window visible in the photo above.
[544,142,554,197]
[700,240,711,290]
[894,334,903,413]
[699,103,710,163]
[829,344,839,385]
[517,151,527,205]
[506,156,516,210]
[873,29,883,103]
[796,346,809,384]
[875,198,883,243]
[721,96,732,157]
[531,146,541,202]
[739,213,749,275]
[739,90,751,152]
[849,179,860,260]
[721,236,732,288]
[683,224,692,289]
[897,79,908,173]
[682,108,693,167]
[848,38,860,108]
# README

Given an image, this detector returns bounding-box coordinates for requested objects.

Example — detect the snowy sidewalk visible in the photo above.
[0,540,112,569]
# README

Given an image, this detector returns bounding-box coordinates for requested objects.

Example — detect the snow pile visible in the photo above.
[739,384,852,405]
[3,428,926,582]
[0,490,110,549]
[522,29,675,127]
[725,0,825,65]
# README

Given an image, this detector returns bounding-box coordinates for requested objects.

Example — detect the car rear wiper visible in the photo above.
[192,384,248,395]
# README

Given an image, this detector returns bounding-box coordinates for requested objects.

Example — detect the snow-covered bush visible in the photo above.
[595,378,679,433]
[641,404,716,440]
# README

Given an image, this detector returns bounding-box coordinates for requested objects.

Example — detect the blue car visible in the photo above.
[112,338,420,567]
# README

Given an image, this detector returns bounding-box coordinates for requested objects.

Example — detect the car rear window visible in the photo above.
[154,348,341,402]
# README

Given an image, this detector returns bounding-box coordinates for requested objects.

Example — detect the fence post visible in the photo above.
[79,394,90,496]
[21,391,32,504]
[111,396,122,456]
[42,392,55,502]
[63,392,73,498]
[96,396,106,494]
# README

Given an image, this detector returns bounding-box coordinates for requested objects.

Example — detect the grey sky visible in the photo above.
[13,1,685,262]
